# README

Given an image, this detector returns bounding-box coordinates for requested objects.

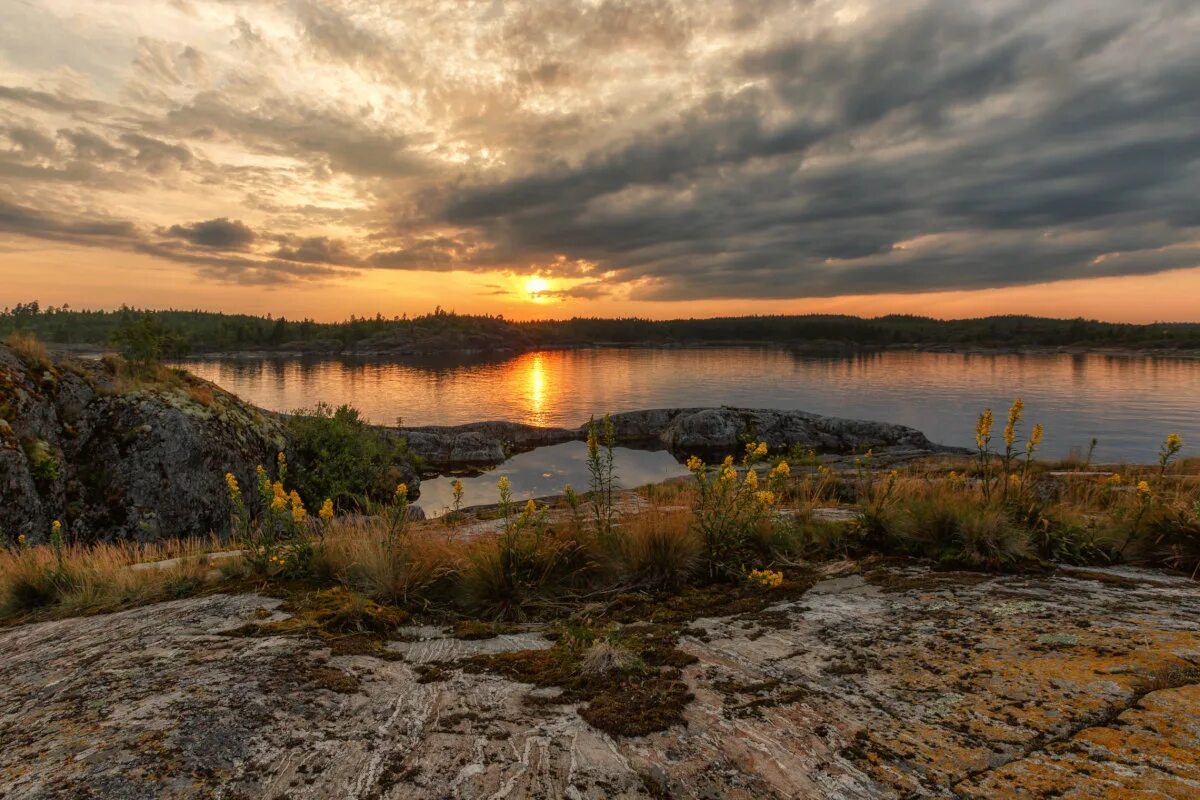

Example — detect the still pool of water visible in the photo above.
[180,347,1199,507]
[415,441,690,516]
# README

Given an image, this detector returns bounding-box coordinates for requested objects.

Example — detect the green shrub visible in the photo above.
[23,438,60,483]
[286,402,419,509]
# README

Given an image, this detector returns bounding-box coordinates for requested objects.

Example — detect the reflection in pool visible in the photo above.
[416,441,691,517]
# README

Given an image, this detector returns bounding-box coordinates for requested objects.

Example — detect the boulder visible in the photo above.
[1,346,288,543]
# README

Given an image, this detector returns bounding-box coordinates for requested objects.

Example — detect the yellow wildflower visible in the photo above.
[1105,473,1122,487]
[394,483,408,503]
[1166,432,1183,450]
[290,493,306,525]
[747,569,784,589]
[720,464,737,483]
[16,534,27,549]
[722,455,735,468]
[497,476,510,493]
[224,472,241,498]
[1136,480,1152,502]
[452,479,464,503]
[1008,473,1021,488]
[51,519,61,534]
[1004,398,1024,449]
[744,469,758,489]
[754,490,777,506]
[686,455,704,473]
[525,499,537,515]
[319,498,334,522]
[1029,423,1044,449]
[773,460,790,478]
[271,481,287,511]
[975,408,993,449]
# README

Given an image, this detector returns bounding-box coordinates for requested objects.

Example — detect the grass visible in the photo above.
[3,331,52,371]
[0,536,225,619]
[6,449,1199,624]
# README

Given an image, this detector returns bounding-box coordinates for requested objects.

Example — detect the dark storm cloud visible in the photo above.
[165,217,257,249]
[0,197,136,242]
[273,235,358,265]
[436,0,1200,298]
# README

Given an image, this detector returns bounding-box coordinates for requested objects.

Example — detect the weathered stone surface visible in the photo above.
[1,564,1197,798]
[0,347,289,543]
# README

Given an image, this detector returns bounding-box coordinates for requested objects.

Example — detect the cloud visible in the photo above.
[165,217,256,249]
[1,0,1198,302]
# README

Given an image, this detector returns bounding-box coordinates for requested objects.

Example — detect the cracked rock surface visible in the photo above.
[1,564,1198,798]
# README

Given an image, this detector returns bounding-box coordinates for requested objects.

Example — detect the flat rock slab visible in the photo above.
[1,565,1198,798]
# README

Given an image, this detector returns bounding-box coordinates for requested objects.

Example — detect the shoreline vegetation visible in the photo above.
[5,301,1200,359]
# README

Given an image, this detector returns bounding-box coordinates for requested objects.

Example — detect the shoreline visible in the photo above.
[157,340,1200,361]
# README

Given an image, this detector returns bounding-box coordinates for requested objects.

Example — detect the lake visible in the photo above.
[179,348,1199,512]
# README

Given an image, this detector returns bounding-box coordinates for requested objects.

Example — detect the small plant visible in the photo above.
[975,408,994,500]
[688,442,787,580]
[23,439,60,484]
[1159,433,1183,479]
[451,479,465,517]
[746,568,783,589]
[586,415,618,541]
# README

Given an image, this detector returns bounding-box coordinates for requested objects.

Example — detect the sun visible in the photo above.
[524,275,550,301]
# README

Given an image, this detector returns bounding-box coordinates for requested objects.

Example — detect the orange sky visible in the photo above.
[3,242,1197,323]
[3,1,1198,324]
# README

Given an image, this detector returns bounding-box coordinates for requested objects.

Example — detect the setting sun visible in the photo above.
[524,276,550,301]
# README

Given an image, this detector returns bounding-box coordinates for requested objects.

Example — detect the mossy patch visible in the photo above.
[462,619,698,737]
[223,586,408,648]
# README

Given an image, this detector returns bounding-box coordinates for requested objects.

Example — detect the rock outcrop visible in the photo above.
[397,421,576,470]
[2,563,1197,798]
[0,346,287,543]
[398,406,955,470]
[605,407,947,457]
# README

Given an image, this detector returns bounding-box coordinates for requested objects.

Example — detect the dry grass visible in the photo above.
[616,508,699,589]
[3,331,52,371]
[317,519,462,604]
[0,539,220,618]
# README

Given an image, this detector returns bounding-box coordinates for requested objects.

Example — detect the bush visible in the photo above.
[287,403,419,509]
[109,313,188,372]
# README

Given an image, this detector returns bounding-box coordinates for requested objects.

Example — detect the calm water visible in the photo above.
[181,348,1200,504]
[416,441,691,515]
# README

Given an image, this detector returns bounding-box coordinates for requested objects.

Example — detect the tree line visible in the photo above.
[3,301,1199,352]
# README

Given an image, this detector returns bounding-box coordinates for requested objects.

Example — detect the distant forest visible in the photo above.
[3,301,1199,355]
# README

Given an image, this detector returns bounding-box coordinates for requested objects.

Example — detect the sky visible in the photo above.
[1,0,1199,322]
